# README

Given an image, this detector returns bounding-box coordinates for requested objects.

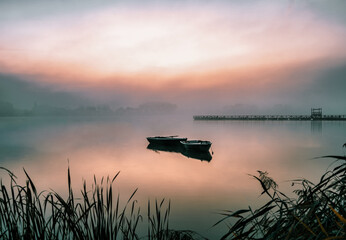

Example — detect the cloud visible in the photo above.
[0,1,346,113]
[1,0,345,81]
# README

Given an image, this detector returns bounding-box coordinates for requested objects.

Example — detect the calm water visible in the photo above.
[1,115,345,238]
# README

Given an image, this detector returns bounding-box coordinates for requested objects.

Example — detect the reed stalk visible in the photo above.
[1,153,345,239]
[0,166,203,240]
[215,155,346,240]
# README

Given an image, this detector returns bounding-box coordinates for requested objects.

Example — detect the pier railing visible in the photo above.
[193,114,346,121]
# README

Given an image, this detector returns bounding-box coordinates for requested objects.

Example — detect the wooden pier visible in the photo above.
[193,108,346,121]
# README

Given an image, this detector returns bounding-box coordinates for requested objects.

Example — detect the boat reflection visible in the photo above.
[180,149,212,161]
[147,143,183,153]
[147,143,212,162]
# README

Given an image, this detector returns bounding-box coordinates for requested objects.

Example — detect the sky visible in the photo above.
[0,0,346,113]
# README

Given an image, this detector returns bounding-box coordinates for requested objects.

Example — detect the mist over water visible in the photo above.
[1,1,346,237]
[0,115,345,238]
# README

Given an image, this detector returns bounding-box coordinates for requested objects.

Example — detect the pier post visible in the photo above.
[311,108,322,120]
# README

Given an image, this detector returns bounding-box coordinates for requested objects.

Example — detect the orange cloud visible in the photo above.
[0,2,346,94]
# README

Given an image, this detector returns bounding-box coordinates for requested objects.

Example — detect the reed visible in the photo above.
[1,154,345,239]
[0,165,205,240]
[0,166,143,240]
[146,199,204,240]
[214,155,346,239]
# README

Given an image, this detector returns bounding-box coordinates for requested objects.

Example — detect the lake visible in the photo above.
[0,115,345,239]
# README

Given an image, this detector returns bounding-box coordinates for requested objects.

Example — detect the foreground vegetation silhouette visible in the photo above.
[214,155,346,239]
[0,155,345,239]
[0,167,204,240]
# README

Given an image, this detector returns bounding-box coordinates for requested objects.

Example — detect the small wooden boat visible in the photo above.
[180,140,212,152]
[146,136,187,145]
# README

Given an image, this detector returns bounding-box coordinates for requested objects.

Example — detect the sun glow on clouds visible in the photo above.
[0,2,345,89]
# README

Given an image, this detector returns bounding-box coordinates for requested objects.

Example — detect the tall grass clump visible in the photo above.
[0,166,204,240]
[0,167,143,240]
[215,155,346,239]
[146,199,205,240]
[2,153,344,240]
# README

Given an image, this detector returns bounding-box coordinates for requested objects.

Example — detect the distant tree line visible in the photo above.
[0,101,177,117]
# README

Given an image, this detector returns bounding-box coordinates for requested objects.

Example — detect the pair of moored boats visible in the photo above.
[146,136,212,152]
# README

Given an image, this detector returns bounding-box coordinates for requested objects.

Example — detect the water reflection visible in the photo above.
[311,121,322,133]
[1,116,346,239]
[147,143,183,153]
[180,149,212,161]
[0,144,36,162]
[147,143,212,162]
